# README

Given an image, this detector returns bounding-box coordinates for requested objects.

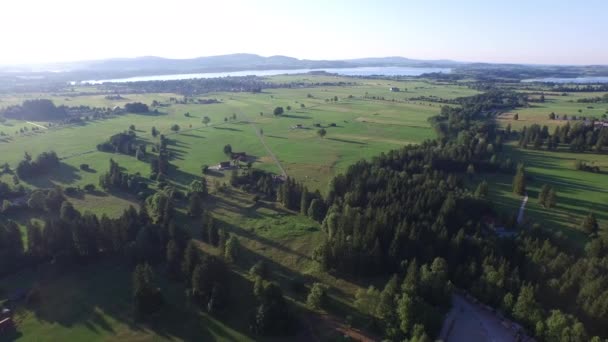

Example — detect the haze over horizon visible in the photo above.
[2,0,607,66]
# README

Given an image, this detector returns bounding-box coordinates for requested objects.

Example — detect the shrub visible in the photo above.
[64,187,80,196]
[306,283,328,310]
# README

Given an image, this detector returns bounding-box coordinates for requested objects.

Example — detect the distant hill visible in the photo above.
[0,53,460,80]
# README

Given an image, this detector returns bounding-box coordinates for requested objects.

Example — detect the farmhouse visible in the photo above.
[218,161,232,170]
[230,152,247,161]
[0,308,13,334]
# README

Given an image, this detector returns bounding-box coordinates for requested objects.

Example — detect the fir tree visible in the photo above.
[512,163,526,195]
[538,184,550,207]
[580,212,599,235]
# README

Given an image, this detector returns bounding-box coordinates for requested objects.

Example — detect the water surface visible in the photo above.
[77,66,451,84]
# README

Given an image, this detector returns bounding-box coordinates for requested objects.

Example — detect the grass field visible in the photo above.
[0,77,462,212]
[483,143,608,246]
[497,91,608,130]
[1,75,607,340]
[1,76,454,340]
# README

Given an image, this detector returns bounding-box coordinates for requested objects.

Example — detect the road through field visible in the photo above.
[26,121,48,129]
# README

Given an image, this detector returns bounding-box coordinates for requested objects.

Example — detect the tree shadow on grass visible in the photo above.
[213,127,243,132]
[326,138,367,145]
[283,114,312,120]
[8,259,249,341]
[266,135,287,140]
[24,163,82,188]
[179,133,205,139]
[167,164,198,190]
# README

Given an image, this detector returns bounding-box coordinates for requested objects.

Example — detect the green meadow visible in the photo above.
[497,91,608,129]
[1,75,607,340]
[0,76,459,340]
[482,143,608,246]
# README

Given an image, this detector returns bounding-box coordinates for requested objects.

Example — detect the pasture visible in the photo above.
[497,91,608,130]
[0,76,466,214]
[2,74,606,340]
[0,76,454,340]
[483,143,608,246]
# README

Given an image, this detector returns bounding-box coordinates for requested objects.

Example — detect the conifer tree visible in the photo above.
[512,163,526,195]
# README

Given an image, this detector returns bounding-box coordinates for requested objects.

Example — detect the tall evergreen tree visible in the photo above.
[512,163,526,195]
[580,212,599,235]
[538,184,550,207]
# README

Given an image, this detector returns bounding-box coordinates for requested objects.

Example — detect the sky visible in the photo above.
[1,0,606,66]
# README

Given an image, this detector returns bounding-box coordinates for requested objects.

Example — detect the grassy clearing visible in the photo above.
[483,143,608,246]
[497,91,608,130]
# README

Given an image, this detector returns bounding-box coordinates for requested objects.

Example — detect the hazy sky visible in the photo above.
[2,0,606,65]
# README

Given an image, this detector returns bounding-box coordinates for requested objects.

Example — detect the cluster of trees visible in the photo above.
[1,99,67,120]
[150,135,170,180]
[124,102,149,113]
[122,77,354,96]
[99,76,279,96]
[574,160,601,173]
[1,100,115,124]
[15,151,60,179]
[0,179,25,204]
[250,281,293,335]
[549,84,608,93]
[230,169,275,199]
[537,184,557,208]
[99,159,149,196]
[132,263,164,316]
[187,179,208,217]
[178,240,231,314]
[576,94,608,103]
[278,177,326,221]
[355,259,452,341]
[273,107,284,116]
[518,122,608,153]
[512,163,527,195]
[96,131,145,158]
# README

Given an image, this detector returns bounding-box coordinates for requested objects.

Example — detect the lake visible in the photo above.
[522,76,608,84]
[76,66,451,84]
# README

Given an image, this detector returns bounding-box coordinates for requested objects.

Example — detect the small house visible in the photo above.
[389,87,400,92]
[230,152,247,161]
[0,317,14,333]
[218,161,232,170]
[0,309,13,334]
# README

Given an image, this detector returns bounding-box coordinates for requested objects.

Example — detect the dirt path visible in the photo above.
[517,194,528,224]
[26,121,48,129]
[240,113,287,177]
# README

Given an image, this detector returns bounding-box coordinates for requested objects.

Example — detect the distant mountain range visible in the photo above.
[0,53,462,78]
[1,54,607,84]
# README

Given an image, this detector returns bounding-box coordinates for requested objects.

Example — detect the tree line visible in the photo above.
[518,122,608,153]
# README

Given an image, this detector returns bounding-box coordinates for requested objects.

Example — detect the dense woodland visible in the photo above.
[96,76,356,96]
[518,122,608,153]
[307,90,608,340]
